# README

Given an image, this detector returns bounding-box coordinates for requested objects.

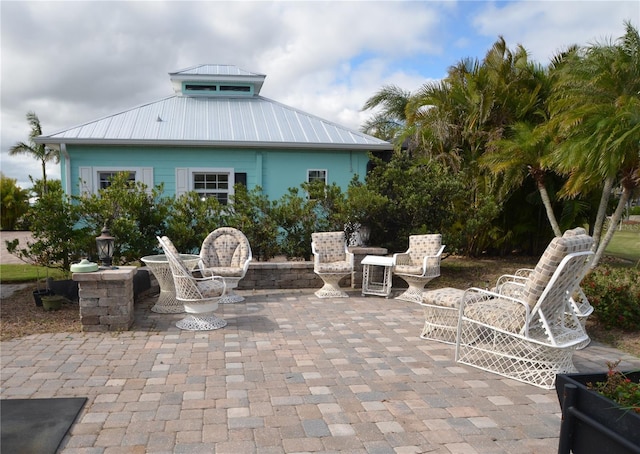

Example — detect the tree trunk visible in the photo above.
[592,176,614,250]
[538,182,562,237]
[591,187,630,268]
[41,159,48,194]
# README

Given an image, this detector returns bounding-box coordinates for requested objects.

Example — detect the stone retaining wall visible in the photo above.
[239,261,327,290]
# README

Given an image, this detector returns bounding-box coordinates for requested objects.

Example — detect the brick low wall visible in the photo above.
[239,261,327,290]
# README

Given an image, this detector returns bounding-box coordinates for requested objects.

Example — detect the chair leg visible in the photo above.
[219,280,244,304]
[395,275,433,303]
[176,314,227,331]
[177,301,227,331]
[219,290,244,304]
[315,273,349,298]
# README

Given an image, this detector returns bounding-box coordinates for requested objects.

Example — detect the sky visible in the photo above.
[1,0,638,190]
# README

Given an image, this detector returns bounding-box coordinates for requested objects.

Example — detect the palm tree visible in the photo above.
[9,112,58,193]
[547,21,640,267]
[481,121,562,236]
[361,85,412,142]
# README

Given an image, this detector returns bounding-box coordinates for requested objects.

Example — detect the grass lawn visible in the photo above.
[604,230,640,263]
[0,265,67,283]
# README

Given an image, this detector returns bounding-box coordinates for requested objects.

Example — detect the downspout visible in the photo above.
[256,151,263,190]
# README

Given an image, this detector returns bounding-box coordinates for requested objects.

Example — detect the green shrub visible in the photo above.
[164,191,228,254]
[582,265,640,331]
[78,173,171,263]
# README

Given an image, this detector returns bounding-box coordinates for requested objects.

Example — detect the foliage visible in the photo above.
[5,185,87,275]
[78,172,171,264]
[361,23,639,259]
[582,265,640,330]
[163,191,228,254]
[344,176,389,236]
[0,173,30,231]
[365,154,468,252]
[587,360,640,414]
[226,185,279,261]
[270,186,320,260]
[546,22,640,267]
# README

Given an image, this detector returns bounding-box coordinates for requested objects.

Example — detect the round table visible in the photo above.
[141,254,201,313]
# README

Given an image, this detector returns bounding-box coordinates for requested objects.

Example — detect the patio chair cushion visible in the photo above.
[407,234,442,265]
[204,266,245,278]
[422,287,464,308]
[201,228,251,268]
[520,234,593,309]
[464,298,528,333]
[312,232,347,263]
[197,279,225,298]
[394,264,424,275]
[315,261,353,273]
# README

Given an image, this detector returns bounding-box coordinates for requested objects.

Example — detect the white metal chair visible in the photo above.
[199,227,252,304]
[157,236,227,331]
[393,234,445,303]
[496,228,594,328]
[311,231,354,298]
[454,233,594,389]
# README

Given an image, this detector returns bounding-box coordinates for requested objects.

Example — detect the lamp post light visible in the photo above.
[96,224,115,268]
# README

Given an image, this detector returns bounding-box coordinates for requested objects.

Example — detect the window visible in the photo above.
[79,167,153,195]
[185,84,217,91]
[307,169,327,184]
[175,167,235,202]
[98,171,136,189]
[193,172,230,203]
[220,85,251,92]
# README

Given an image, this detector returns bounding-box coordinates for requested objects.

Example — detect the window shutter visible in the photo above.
[234,173,247,187]
[79,167,93,195]
[175,168,189,197]
[141,167,154,193]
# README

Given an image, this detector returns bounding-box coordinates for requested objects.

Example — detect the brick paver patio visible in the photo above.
[2,288,639,453]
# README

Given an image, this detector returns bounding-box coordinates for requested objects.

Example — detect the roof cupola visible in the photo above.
[169,64,266,97]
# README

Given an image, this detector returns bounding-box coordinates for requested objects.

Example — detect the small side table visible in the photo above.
[361,255,395,297]
[141,254,200,313]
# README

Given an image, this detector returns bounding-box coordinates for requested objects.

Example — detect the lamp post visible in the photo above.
[96,224,115,268]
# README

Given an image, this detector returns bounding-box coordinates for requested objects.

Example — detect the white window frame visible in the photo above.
[176,167,235,204]
[307,169,328,185]
[79,166,153,195]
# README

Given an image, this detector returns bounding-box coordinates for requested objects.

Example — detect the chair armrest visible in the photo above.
[193,274,227,297]
[421,245,445,270]
[393,252,410,266]
[514,268,534,278]
[344,247,354,267]
[495,274,528,288]
[242,257,251,275]
[496,281,526,299]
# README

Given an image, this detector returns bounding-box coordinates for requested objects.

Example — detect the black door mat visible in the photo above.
[1,397,87,454]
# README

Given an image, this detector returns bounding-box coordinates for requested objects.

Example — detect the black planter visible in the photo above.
[32,289,52,307]
[555,372,640,454]
[46,278,79,302]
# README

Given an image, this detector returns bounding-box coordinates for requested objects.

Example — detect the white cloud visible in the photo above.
[473,1,639,64]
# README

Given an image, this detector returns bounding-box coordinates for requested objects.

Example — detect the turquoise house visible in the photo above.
[36,64,393,203]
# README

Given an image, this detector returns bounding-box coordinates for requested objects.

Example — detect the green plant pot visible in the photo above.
[32,289,52,307]
[41,295,65,311]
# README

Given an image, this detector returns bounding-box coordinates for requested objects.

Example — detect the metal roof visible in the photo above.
[170,64,264,77]
[37,95,392,150]
[36,64,392,150]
